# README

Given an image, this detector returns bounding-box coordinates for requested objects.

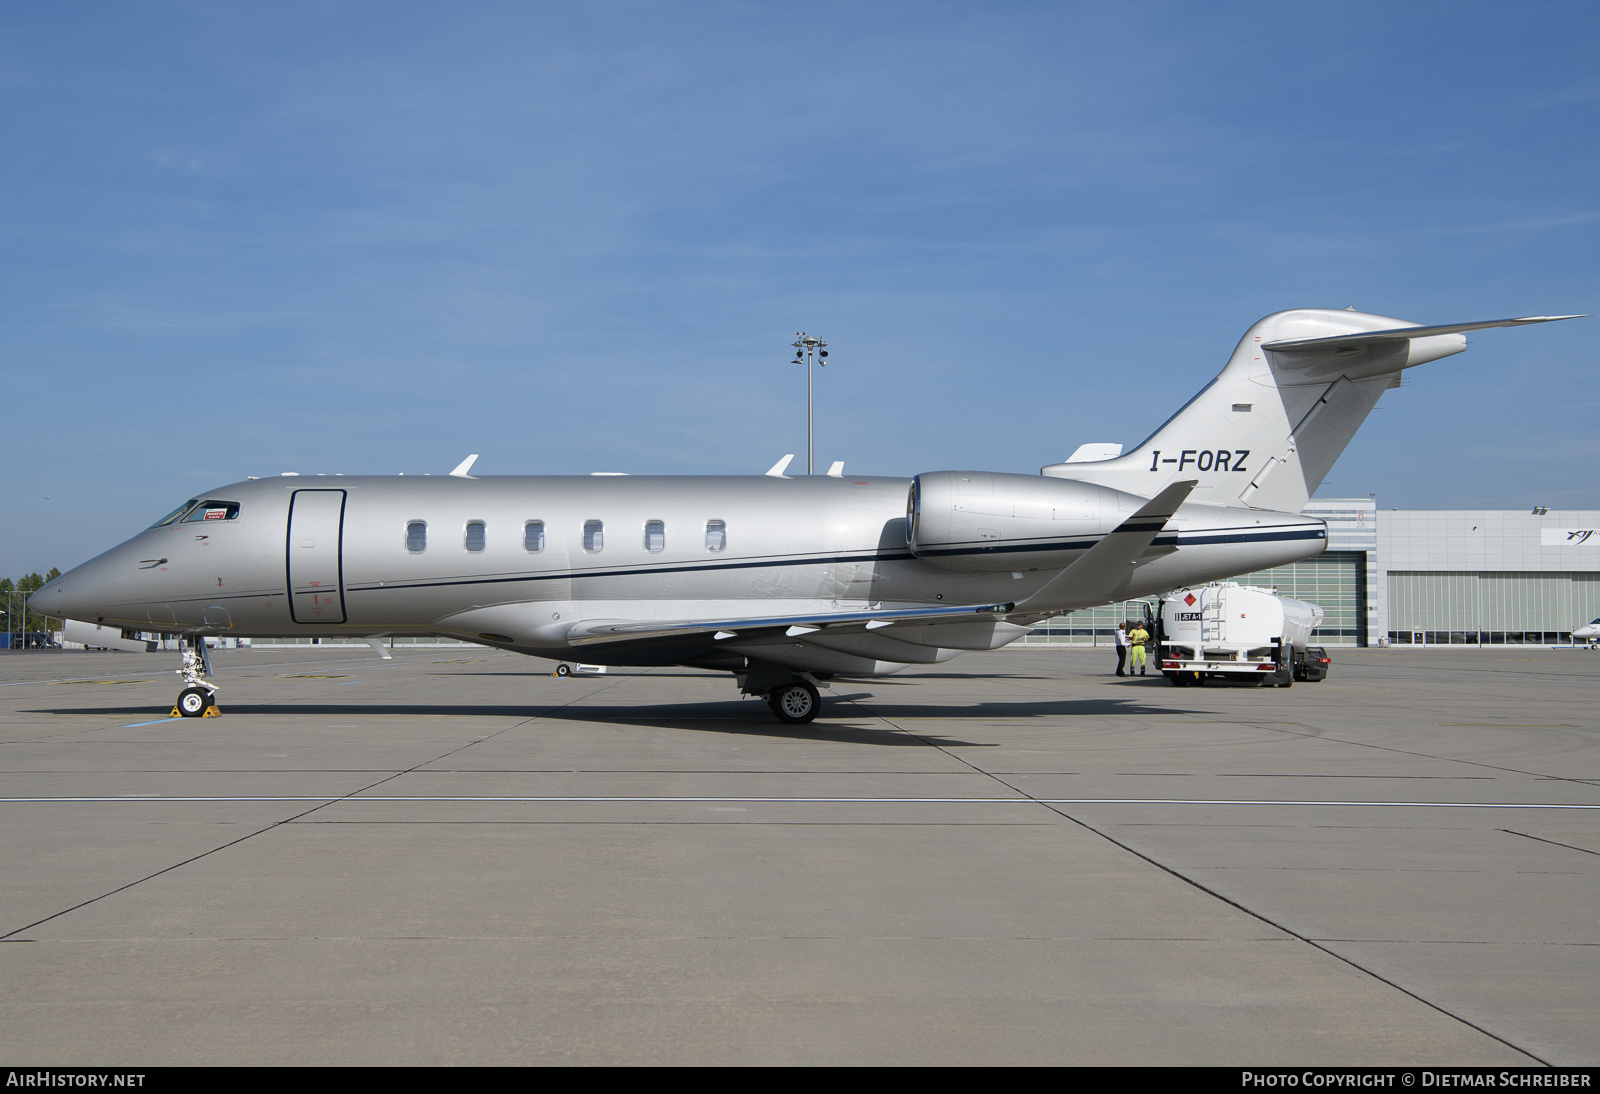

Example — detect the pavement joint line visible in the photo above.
[841,693,1554,1067]
[2,795,1599,808]
[1499,829,1600,856]
[0,649,515,689]
[0,660,629,943]
[1161,712,1600,788]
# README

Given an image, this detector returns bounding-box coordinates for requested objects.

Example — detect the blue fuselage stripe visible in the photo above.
[345,526,1324,594]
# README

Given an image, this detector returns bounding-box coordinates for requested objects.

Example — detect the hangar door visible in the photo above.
[287,489,347,624]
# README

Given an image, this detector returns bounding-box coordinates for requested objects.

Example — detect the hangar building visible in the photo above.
[1024,499,1600,648]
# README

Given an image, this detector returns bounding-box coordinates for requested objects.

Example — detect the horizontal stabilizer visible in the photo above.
[1262,314,1584,351]
[1063,442,1123,463]
[1020,480,1197,612]
[1045,307,1581,513]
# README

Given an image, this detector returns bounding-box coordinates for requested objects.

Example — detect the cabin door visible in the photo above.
[287,490,347,624]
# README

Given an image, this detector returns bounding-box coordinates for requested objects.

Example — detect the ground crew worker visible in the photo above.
[1128,621,1150,676]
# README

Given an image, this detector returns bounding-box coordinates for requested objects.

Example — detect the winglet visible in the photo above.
[826,461,845,478]
[765,454,795,478]
[449,454,480,479]
[1020,479,1198,612]
[365,636,392,659]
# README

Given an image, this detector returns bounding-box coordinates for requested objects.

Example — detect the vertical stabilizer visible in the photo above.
[1043,309,1580,510]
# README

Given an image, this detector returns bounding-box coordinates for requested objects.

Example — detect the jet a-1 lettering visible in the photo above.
[31,308,1581,723]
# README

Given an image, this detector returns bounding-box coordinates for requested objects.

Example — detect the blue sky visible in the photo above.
[3,1,1596,575]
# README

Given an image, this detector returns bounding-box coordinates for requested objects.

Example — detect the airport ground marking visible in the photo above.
[840,693,1554,1066]
[5,794,1595,810]
[1499,829,1600,856]
[0,649,513,689]
[0,655,622,944]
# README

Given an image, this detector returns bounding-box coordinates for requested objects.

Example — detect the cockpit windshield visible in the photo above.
[148,499,241,528]
[149,500,201,529]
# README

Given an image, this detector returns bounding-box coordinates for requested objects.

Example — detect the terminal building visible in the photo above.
[1024,499,1600,648]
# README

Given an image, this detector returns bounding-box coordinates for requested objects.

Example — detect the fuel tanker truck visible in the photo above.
[1158,582,1326,687]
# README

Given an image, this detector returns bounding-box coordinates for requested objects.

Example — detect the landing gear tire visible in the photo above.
[177,687,212,717]
[555,663,572,677]
[768,681,821,724]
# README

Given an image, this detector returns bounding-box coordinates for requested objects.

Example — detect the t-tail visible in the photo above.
[1043,308,1582,511]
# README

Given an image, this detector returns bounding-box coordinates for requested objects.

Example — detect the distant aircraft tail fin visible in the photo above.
[1042,309,1582,511]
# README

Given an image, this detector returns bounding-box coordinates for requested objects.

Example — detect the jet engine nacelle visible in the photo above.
[907,470,1141,572]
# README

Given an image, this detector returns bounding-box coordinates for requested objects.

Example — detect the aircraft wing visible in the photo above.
[570,480,1199,647]
[564,601,1016,647]
[1261,314,1584,351]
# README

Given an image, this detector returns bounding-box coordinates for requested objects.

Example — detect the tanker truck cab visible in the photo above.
[1159,582,1325,688]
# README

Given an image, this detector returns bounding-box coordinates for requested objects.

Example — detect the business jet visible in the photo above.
[30,308,1580,723]
[1574,619,1600,647]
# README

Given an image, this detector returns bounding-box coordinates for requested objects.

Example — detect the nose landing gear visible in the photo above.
[170,636,222,718]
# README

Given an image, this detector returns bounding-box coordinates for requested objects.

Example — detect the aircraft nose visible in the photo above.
[28,574,73,621]
[29,557,121,625]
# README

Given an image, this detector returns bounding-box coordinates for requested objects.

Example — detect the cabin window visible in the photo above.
[644,520,665,553]
[150,499,200,528]
[524,521,545,552]
[705,520,726,552]
[183,500,240,522]
[406,521,427,553]
[465,521,486,552]
[583,520,604,553]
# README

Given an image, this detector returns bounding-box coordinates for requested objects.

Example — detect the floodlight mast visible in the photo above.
[789,332,829,474]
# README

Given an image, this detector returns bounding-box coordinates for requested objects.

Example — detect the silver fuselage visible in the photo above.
[33,473,1326,672]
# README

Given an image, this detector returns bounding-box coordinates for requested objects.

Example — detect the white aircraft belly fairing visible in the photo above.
[29,308,1581,723]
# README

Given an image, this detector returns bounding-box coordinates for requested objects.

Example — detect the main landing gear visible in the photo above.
[767,680,821,724]
[738,661,826,724]
[170,635,222,718]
